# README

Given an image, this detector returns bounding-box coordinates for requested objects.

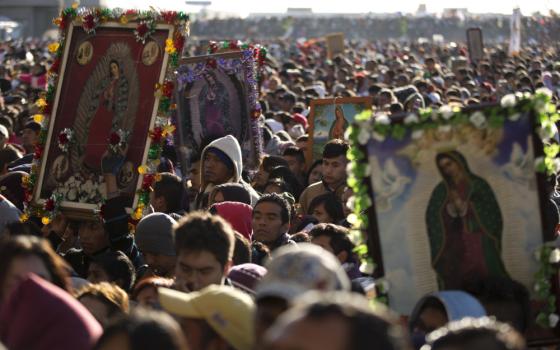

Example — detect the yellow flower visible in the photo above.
[162,125,176,136]
[155,173,162,182]
[165,39,176,54]
[53,17,63,26]
[22,175,30,184]
[48,42,60,53]
[35,98,47,108]
[20,213,29,223]
[42,217,51,225]
[33,114,44,123]
[71,2,79,9]
[120,15,129,24]
[137,165,148,175]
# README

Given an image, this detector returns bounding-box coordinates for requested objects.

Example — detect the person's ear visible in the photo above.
[280,221,290,234]
[223,259,233,276]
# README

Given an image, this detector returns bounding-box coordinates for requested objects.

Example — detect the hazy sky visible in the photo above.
[103,0,559,16]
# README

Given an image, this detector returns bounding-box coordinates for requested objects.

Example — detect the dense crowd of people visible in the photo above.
[0,9,560,350]
[192,14,560,42]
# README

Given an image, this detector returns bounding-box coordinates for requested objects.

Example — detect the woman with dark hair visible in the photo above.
[306,159,323,186]
[426,150,508,289]
[0,235,72,305]
[88,250,136,293]
[307,193,345,224]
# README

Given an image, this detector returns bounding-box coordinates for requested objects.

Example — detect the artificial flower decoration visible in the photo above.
[57,128,74,153]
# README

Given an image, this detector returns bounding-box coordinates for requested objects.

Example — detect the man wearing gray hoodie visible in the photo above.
[195,135,259,209]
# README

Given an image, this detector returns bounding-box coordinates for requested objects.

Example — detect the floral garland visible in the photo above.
[207,40,268,77]
[21,6,189,227]
[176,45,264,162]
[345,90,560,317]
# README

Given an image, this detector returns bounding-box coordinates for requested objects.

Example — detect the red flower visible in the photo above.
[174,35,185,53]
[24,190,32,202]
[229,41,238,50]
[58,132,69,144]
[109,132,121,145]
[162,81,174,98]
[83,14,96,30]
[150,127,163,143]
[34,145,44,159]
[125,9,137,16]
[44,198,55,211]
[161,11,177,24]
[136,23,149,38]
[209,42,218,53]
[207,59,217,69]
[142,174,154,190]
[49,59,60,74]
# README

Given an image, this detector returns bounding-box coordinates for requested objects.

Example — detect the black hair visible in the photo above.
[90,250,136,293]
[308,223,355,261]
[233,232,251,265]
[254,193,291,225]
[323,139,349,159]
[174,211,235,268]
[306,159,323,185]
[262,155,289,172]
[94,308,188,350]
[268,165,304,200]
[308,193,345,224]
[283,146,305,165]
[153,172,184,213]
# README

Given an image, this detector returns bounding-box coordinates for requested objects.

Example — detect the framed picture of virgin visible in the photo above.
[29,8,189,220]
[175,50,263,170]
[307,97,372,164]
[354,97,560,344]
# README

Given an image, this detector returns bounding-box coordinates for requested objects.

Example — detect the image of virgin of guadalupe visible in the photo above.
[425,150,509,290]
[83,59,129,171]
[198,71,233,140]
[329,105,349,140]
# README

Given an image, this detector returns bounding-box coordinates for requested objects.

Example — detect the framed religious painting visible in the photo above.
[26,7,189,221]
[175,45,265,172]
[346,93,560,345]
[307,97,372,165]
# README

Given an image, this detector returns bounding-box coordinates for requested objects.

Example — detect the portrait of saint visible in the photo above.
[76,41,93,66]
[425,150,509,289]
[180,69,248,152]
[82,59,129,171]
[329,104,349,140]
[142,41,160,66]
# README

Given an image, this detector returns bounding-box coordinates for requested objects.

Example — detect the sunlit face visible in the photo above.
[308,164,323,185]
[204,152,233,185]
[110,62,119,78]
[78,221,109,256]
[322,156,347,188]
[2,255,51,304]
[189,160,201,192]
[174,250,228,292]
[283,155,304,176]
[311,203,333,224]
[252,201,289,246]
